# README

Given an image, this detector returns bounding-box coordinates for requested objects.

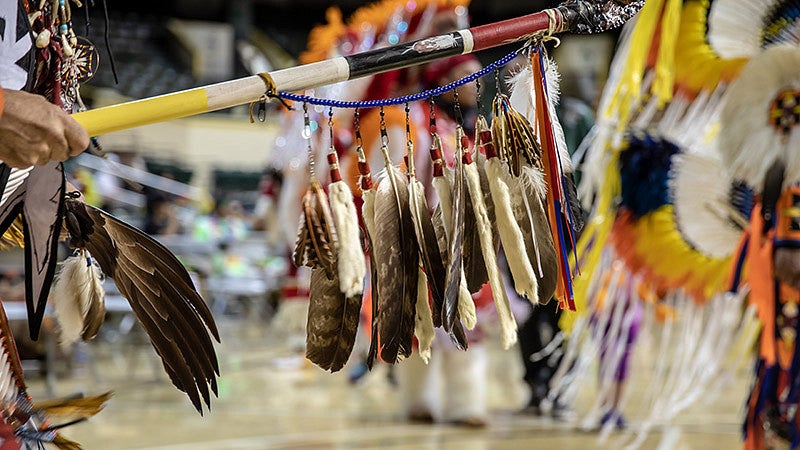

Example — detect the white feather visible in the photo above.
[414,266,435,364]
[707,0,788,59]
[464,163,517,349]
[670,152,744,258]
[719,45,800,189]
[485,157,538,304]
[544,58,574,174]
[52,253,105,349]
[329,181,366,297]
[431,173,477,330]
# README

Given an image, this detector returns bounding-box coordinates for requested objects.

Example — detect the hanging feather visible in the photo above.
[52,249,106,349]
[407,144,447,329]
[430,134,475,337]
[441,132,468,335]
[326,150,365,297]
[481,122,539,304]
[357,147,381,370]
[306,266,361,372]
[293,179,338,278]
[510,167,559,304]
[373,154,418,363]
[542,58,584,233]
[461,133,517,349]
[63,195,220,414]
[529,49,578,309]
[414,265,435,364]
[501,72,544,177]
[462,186,489,292]
[431,208,476,331]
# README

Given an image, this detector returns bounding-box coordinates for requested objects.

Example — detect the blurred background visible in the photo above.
[2,1,749,448]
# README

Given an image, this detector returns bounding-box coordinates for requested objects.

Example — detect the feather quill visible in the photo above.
[294,180,339,278]
[52,251,106,349]
[462,136,518,349]
[306,266,362,372]
[374,159,418,363]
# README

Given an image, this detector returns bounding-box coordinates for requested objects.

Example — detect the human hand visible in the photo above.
[0,89,90,168]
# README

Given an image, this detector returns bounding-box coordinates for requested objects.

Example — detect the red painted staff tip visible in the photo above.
[469,11,553,52]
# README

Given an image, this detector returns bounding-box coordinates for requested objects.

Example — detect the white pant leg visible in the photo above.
[396,349,442,420]
[441,343,488,421]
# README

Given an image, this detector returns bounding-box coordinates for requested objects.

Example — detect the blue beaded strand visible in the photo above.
[278,48,522,109]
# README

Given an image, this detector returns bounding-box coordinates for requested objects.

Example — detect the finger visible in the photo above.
[62,115,90,157]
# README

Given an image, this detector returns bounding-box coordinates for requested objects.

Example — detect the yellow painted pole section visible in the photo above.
[73,87,209,136]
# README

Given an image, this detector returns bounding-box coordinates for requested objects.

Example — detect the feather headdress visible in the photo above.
[719,45,800,190]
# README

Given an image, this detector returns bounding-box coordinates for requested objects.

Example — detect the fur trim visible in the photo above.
[485,158,538,303]
[414,266,435,363]
[329,181,366,297]
[464,163,517,349]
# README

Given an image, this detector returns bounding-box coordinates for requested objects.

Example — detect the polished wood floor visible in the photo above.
[25,313,749,450]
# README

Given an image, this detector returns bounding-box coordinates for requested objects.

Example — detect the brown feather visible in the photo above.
[365,233,380,370]
[293,212,310,268]
[33,392,112,418]
[374,167,418,363]
[308,180,338,278]
[430,207,468,348]
[51,435,84,450]
[64,199,219,414]
[306,266,361,372]
[462,191,488,292]
[443,144,466,333]
[512,177,558,304]
[408,179,446,327]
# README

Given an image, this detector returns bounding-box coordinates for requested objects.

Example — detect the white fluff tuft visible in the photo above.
[464,163,517,349]
[719,45,800,189]
[52,253,104,350]
[414,266,435,364]
[509,64,537,123]
[485,158,539,303]
[329,181,366,297]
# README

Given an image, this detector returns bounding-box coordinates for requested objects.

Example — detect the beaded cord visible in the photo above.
[279,48,522,109]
